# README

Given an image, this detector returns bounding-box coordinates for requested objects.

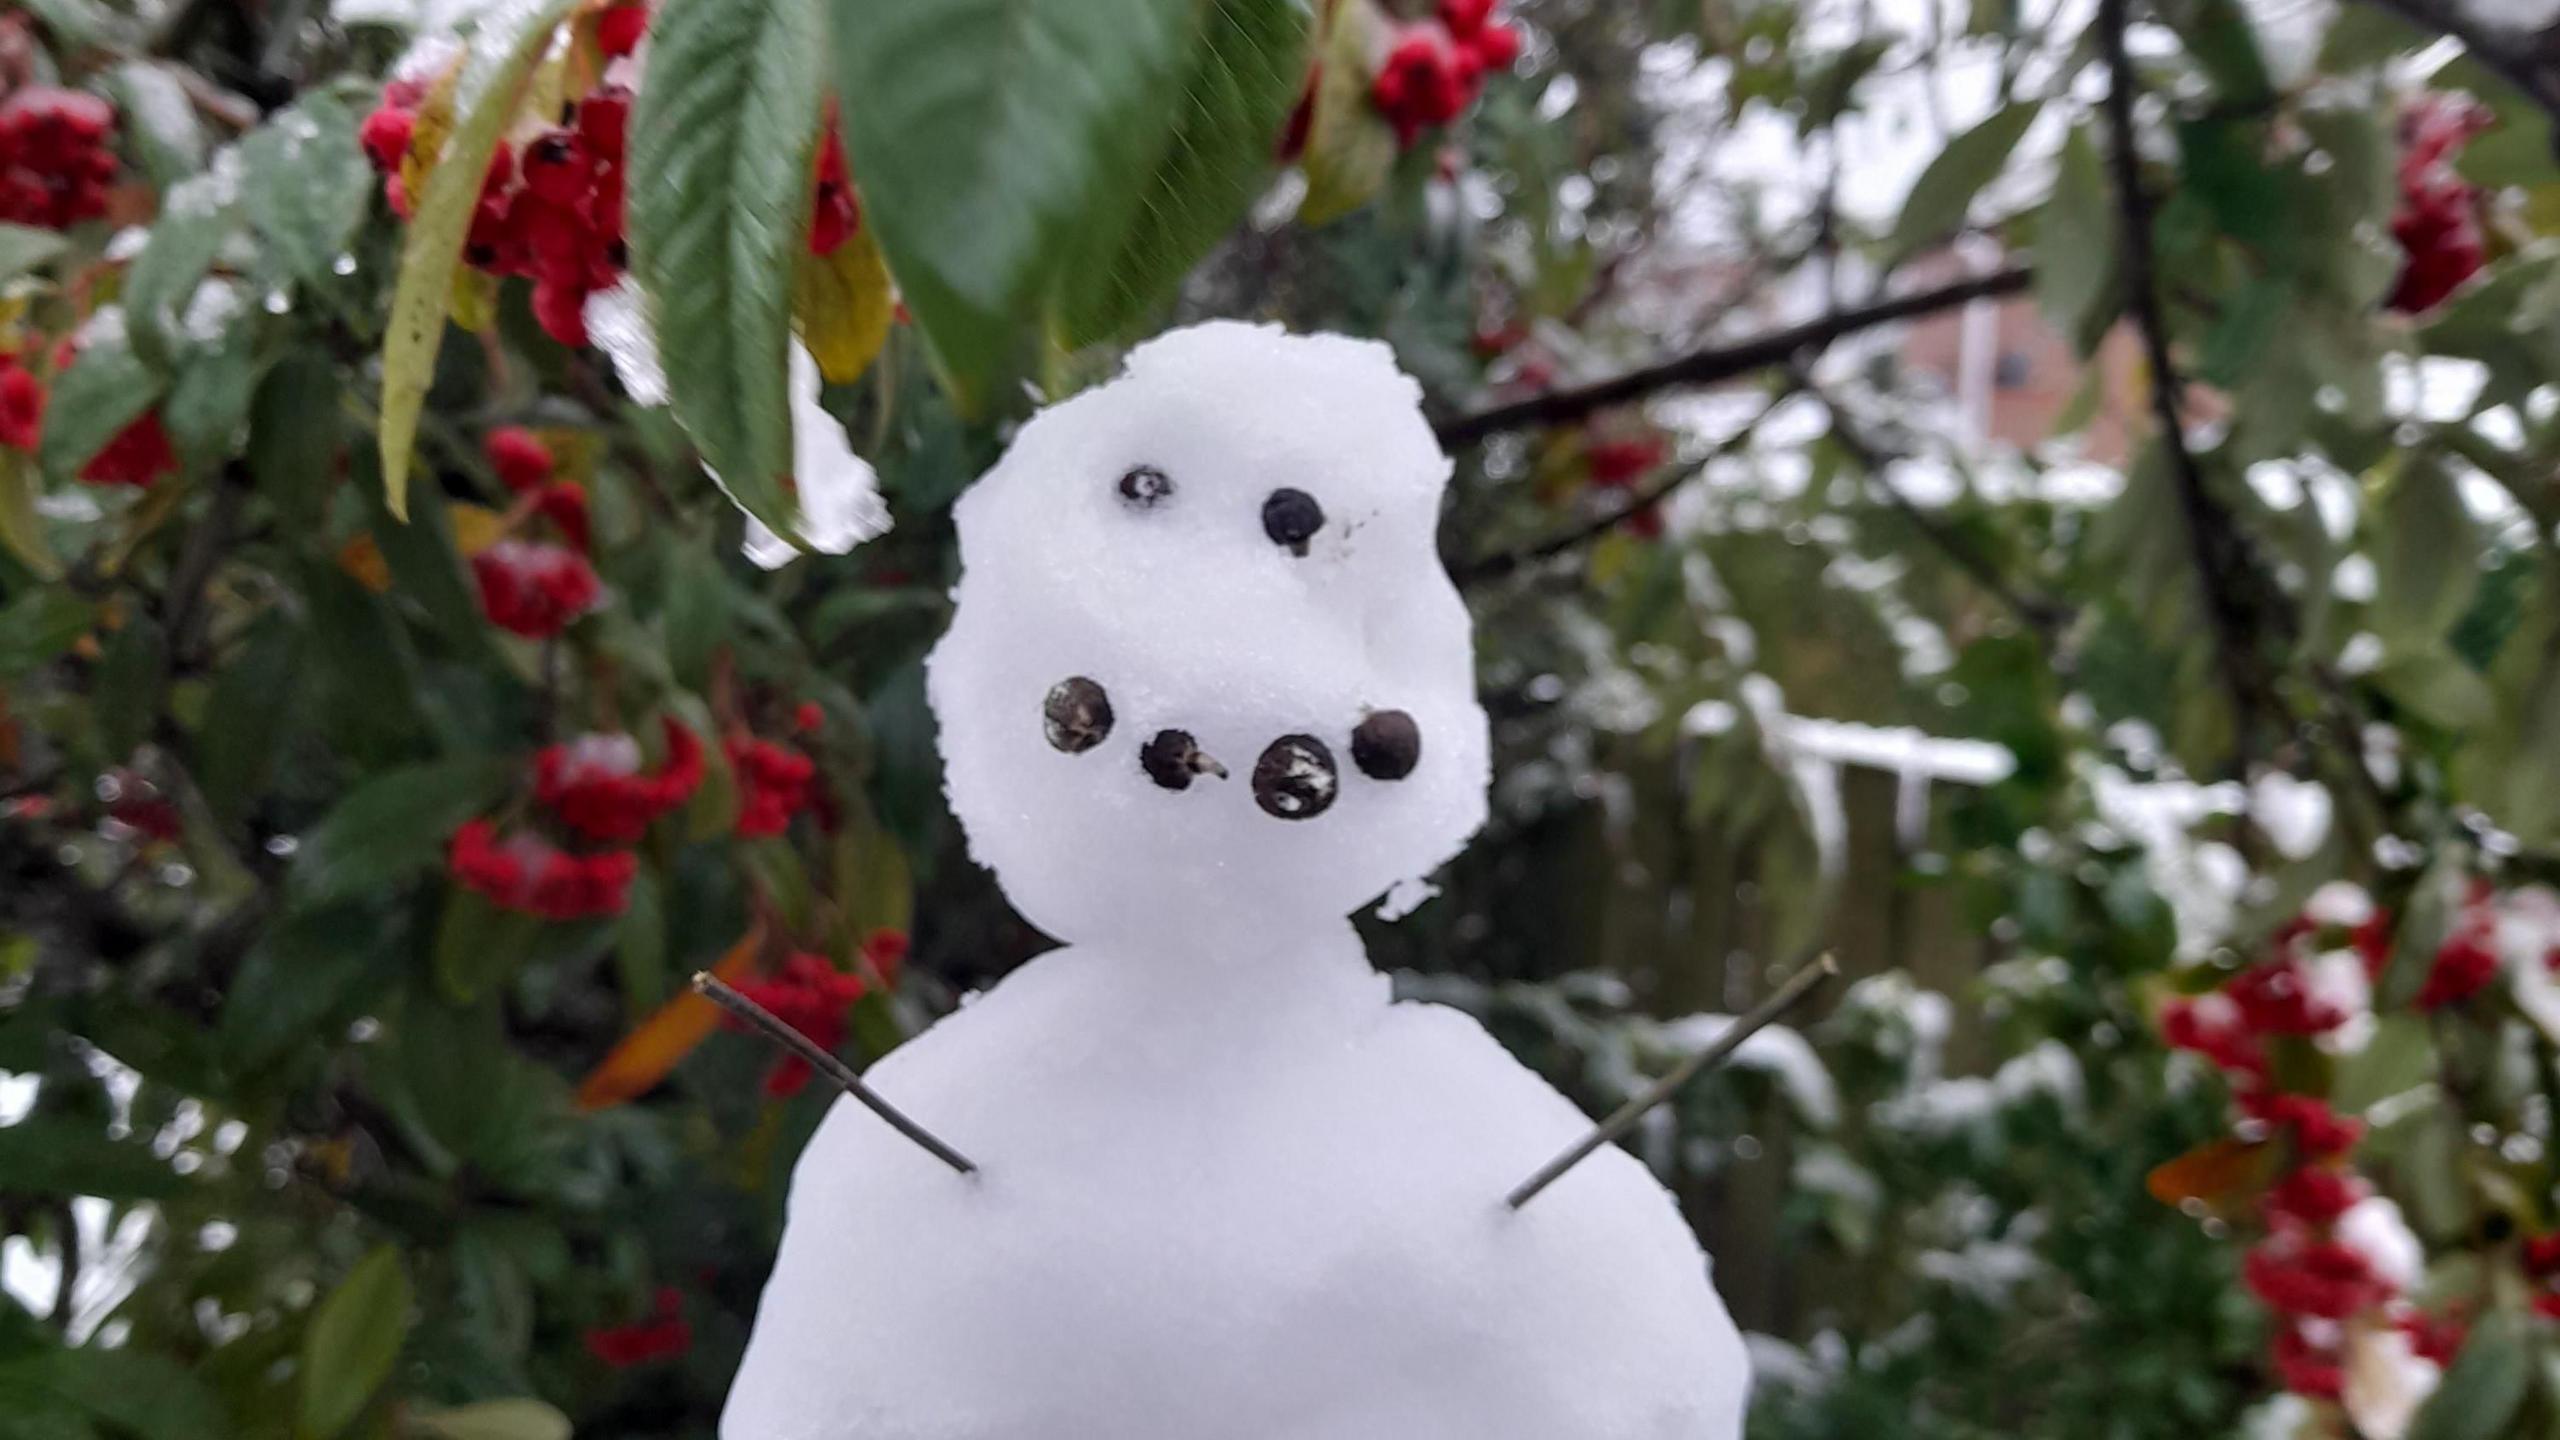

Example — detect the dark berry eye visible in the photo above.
[1252,734,1338,819]
[1261,488,1324,556]
[1118,466,1173,508]
[1350,709,1421,781]
[1140,729,1227,790]
[1042,677,1113,753]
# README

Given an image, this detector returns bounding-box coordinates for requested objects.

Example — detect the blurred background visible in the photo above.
[5,0,2560,1435]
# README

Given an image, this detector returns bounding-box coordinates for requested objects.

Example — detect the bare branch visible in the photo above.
[1433,267,2033,448]
[693,972,979,1177]
[1506,953,1839,1211]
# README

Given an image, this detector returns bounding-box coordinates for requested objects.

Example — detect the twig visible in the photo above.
[2351,0,2560,120]
[692,972,978,1177]
[46,1199,78,1333]
[2097,0,2288,760]
[1505,953,1839,1211]
[1433,268,2034,448]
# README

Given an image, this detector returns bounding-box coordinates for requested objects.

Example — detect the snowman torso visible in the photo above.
[721,925,1744,1440]
[721,323,1749,1438]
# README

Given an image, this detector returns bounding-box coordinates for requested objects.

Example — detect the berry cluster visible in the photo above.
[0,347,44,453]
[484,425,593,551]
[728,734,817,838]
[1371,0,1521,147]
[534,715,705,842]
[583,1286,691,1369]
[723,931,908,1097]
[449,818,639,920]
[358,16,862,351]
[2388,95,2490,316]
[2157,880,2560,1406]
[472,538,603,637]
[0,86,117,230]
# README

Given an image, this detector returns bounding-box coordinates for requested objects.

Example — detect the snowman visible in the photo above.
[719,322,1750,1440]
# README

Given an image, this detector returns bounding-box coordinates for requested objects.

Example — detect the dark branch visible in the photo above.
[2352,0,2560,119]
[2097,0,2290,757]
[1432,267,2034,448]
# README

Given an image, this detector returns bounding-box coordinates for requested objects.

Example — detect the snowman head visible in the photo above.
[927,323,1491,949]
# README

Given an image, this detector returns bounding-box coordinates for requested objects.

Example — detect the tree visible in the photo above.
[3,0,2559,1436]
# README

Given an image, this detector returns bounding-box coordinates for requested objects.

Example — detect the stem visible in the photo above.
[1505,953,1839,1210]
[693,972,978,1177]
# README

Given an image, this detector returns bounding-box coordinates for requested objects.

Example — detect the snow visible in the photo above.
[725,325,1748,1439]
[737,345,892,570]
[927,323,1491,950]
[583,280,667,407]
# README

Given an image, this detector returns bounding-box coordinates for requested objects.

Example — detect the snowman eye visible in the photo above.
[1252,734,1339,819]
[1261,488,1324,557]
[1117,466,1173,509]
[1042,677,1114,753]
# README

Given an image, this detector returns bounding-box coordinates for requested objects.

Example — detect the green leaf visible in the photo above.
[408,1400,573,1440]
[161,300,271,467]
[615,865,668,1018]
[0,1117,185,1200]
[287,757,517,905]
[2409,1312,2529,1440]
[0,590,96,679]
[0,223,66,284]
[2371,454,2480,646]
[107,62,210,191]
[2197,276,2288,388]
[2033,124,2117,354]
[240,94,374,289]
[0,1348,224,1440]
[1053,0,1311,343]
[2175,0,2271,109]
[1298,0,1397,226]
[298,1247,412,1439]
[378,0,580,519]
[626,0,825,537]
[219,900,402,1072]
[431,887,544,1005]
[2375,646,2494,731]
[0,449,59,580]
[247,351,346,527]
[2378,846,2471,1010]
[92,614,165,760]
[2331,1014,2435,1111]
[37,326,164,485]
[833,0,1204,405]
[1888,99,2041,261]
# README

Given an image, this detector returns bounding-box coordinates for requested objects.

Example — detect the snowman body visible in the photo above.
[720,324,1750,1439]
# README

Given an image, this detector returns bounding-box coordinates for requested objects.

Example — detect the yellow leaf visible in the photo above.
[447,502,507,556]
[793,223,896,385]
[0,448,58,580]
[399,61,461,204]
[575,928,762,1111]
[449,265,498,334]
[338,533,392,592]
[380,0,582,520]
[1298,0,1397,227]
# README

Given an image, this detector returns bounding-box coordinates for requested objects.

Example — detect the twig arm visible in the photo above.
[693,972,979,1177]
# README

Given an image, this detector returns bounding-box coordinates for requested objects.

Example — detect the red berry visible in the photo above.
[359,104,415,173]
[1439,0,1496,37]
[596,2,649,57]
[78,411,178,488]
[484,426,555,492]
[0,362,45,452]
[576,85,632,157]
[1469,21,1521,71]
[532,279,592,348]
[521,128,593,206]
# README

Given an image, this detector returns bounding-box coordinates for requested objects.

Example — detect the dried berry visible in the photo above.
[1350,709,1421,781]
[1252,734,1338,820]
[1117,465,1173,508]
[1042,677,1113,754]
[1140,729,1226,790]
[1261,487,1324,556]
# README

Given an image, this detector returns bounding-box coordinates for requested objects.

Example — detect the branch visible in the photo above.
[2097,0,2291,755]
[2353,0,2560,120]
[1433,267,2034,448]
[692,972,978,1177]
